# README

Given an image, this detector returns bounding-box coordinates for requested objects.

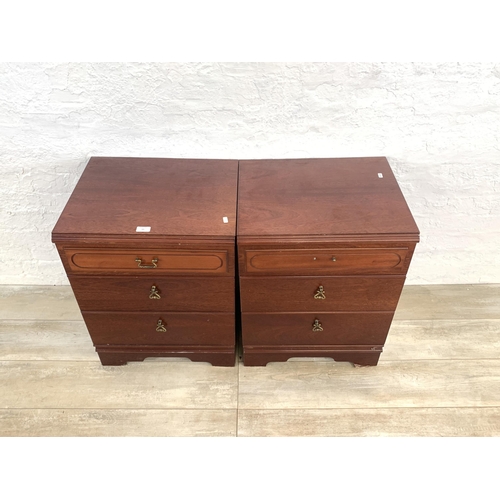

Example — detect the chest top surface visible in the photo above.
[237,157,420,241]
[52,157,239,241]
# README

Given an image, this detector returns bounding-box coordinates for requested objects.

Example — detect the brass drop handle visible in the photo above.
[312,319,323,332]
[149,285,161,299]
[136,257,158,269]
[314,285,326,300]
[156,319,167,332]
[332,256,336,261]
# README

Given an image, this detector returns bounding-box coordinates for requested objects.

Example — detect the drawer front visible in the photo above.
[62,248,230,275]
[70,276,234,312]
[240,276,405,312]
[242,247,409,275]
[242,312,394,346]
[83,312,234,346]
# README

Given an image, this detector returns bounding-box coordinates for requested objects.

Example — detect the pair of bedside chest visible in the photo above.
[52,157,419,367]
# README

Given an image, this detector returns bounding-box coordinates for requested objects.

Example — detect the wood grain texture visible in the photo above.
[69,276,235,312]
[383,319,500,360]
[243,348,381,367]
[2,318,497,363]
[0,285,81,321]
[0,360,238,409]
[237,408,500,437]
[0,320,95,360]
[1,284,499,437]
[241,312,394,345]
[240,276,405,312]
[96,347,236,367]
[237,158,419,239]
[237,158,418,366]
[52,158,238,367]
[395,284,500,320]
[64,248,230,275]
[11,283,488,324]
[52,157,238,239]
[83,312,234,346]
[238,360,500,409]
[242,247,409,275]
[0,409,237,437]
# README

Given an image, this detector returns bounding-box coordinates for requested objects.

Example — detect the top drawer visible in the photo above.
[241,247,409,275]
[61,248,230,276]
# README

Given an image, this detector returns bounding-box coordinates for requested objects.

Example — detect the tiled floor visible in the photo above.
[0,284,499,436]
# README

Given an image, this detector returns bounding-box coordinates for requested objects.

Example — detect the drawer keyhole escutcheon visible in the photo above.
[149,285,161,299]
[314,285,326,300]
[135,257,158,269]
[312,319,323,332]
[156,319,167,332]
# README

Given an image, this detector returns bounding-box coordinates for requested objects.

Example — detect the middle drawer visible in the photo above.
[240,276,405,312]
[69,276,234,312]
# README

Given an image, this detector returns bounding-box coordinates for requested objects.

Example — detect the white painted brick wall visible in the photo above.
[1,62,499,285]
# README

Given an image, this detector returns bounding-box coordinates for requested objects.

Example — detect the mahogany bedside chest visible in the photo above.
[237,157,419,366]
[52,157,238,366]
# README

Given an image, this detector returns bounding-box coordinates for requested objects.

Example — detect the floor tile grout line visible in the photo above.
[0,407,239,411]
[391,318,500,320]
[235,405,500,411]
[0,319,84,323]
[2,358,500,363]
[390,320,500,324]
[0,359,242,365]
[1,406,499,411]
[393,319,500,322]
[3,317,500,322]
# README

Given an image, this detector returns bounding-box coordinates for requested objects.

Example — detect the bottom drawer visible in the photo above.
[82,312,234,346]
[242,312,394,346]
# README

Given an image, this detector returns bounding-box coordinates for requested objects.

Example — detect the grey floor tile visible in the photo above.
[0,320,95,360]
[238,408,500,437]
[395,284,500,320]
[238,359,500,409]
[0,408,237,437]
[0,285,81,321]
[383,319,500,360]
[0,360,238,410]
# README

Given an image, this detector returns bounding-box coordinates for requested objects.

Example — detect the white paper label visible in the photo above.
[136,226,151,232]
[222,217,229,224]
[378,173,383,178]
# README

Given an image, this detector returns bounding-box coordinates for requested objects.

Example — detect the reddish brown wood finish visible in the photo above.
[82,312,234,346]
[242,312,394,345]
[243,247,409,275]
[65,249,229,275]
[69,276,234,312]
[97,348,236,367]
[52,157,238,239]
[55,241,236,276]
[237,157,419,240]
[52,157,238,367]
[242,347,382,367]
[240,276,405,312]
[237,157,419,367]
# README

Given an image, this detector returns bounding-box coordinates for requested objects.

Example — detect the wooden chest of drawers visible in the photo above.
[52,157,238,366]
[237,157,419,366]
